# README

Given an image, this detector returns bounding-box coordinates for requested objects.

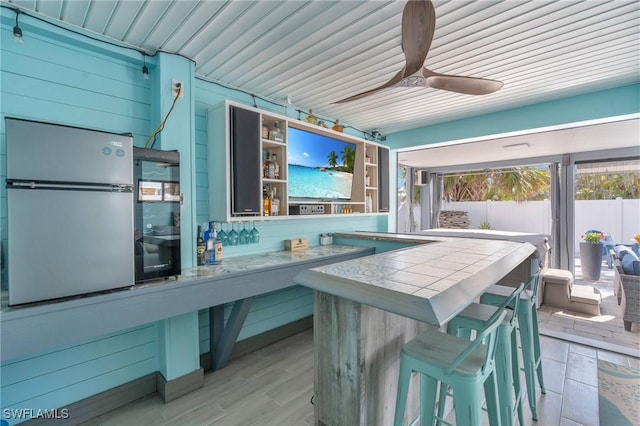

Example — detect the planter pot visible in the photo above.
[580,242,603,281]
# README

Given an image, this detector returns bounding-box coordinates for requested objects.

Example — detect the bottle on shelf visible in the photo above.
[332,119,343,132]
[263,152,276,179]
[196,225,206,266]
[269,121,284,143]
[203,220,215,248]
[210,223,223,264]
[271,152,280,179]
[263,186,271,216]
[366,193,373,214]
[271,187,280,216]
[305,109,318,125]
[365,169,371,187]
[261,118,270,139]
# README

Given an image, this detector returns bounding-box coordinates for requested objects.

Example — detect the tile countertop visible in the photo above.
[0,244,374,362]
[294,232,537,327]
[0,244,370,314]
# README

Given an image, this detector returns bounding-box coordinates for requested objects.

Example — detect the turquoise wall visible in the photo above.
[385,83,640,149]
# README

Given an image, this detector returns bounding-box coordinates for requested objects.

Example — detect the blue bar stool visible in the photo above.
[393,305,509,426]
[480,274,545,421]
[439,282,527,426]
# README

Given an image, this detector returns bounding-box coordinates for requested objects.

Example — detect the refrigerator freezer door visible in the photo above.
[8,188,134,305]
[6,118,132,185]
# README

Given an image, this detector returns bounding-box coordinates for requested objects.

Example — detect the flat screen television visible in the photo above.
[287,126,356,201]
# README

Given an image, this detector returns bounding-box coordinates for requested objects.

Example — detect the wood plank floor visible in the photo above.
[81,327,639,426]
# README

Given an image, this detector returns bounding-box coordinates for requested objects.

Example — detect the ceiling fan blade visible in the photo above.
[334,69,405,104]
[334,1,437,104]
[423,68,503,95]
[401,0,436,74]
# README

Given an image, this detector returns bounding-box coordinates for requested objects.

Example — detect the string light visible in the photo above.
[142,54,149,80]
[13,9,23,44]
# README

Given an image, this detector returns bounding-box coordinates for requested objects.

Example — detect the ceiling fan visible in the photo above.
[335,0,503,103]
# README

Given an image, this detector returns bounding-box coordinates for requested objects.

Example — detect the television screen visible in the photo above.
[287,127,356,201]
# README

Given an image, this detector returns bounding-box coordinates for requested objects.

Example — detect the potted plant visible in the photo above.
[580,231,604,281]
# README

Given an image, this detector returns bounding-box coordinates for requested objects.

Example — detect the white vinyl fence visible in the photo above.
[398,198,640,251]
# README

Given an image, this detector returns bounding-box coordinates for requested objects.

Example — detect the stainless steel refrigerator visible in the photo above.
[6,118,135,305]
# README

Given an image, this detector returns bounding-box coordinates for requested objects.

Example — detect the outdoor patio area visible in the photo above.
[538,258,639,357]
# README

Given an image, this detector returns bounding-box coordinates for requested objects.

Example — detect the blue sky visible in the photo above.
[287,127,354,168]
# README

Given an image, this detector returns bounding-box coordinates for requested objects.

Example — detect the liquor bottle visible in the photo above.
[271,153,280,179]
[263,186,271,216]
[271,187,280,216]
[270,121,284,142]
[332,119,343,132]
[366,193,373,214]
[305,109,318,125]
[261,118,270,139]
[203,220,215,248]
[196,225,205,266]
[263,152,276,179]
[210,224,223,264]
[365,170,371,187]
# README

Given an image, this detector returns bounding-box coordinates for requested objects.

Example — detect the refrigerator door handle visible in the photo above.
[7,179,133,193]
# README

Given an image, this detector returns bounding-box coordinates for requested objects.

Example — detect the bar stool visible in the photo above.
[439,282,526,426]
[394,307,508,426]
[480,273,545,421]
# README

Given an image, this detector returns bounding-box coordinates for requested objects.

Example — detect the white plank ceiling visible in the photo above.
[6,0,640,136]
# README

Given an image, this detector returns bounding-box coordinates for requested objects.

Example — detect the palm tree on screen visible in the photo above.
[328,151,338,168]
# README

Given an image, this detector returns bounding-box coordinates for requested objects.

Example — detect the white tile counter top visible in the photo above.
[295,232,537,327]
[0,244,373,362]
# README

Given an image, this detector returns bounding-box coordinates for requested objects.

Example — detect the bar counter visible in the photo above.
[293,232,537,426]
[0,244,373,363]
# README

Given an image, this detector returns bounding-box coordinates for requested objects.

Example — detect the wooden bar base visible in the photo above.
[313,290,435,426]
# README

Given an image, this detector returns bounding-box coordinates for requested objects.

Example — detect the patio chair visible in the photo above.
[611,250,640,331]
[585,229,616,269]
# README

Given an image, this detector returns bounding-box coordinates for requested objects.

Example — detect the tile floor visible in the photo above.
[82,327,639,426]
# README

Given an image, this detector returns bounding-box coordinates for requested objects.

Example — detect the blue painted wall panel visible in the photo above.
[386,83,640,149]
[0,11,156,418]
[0,325,156,420]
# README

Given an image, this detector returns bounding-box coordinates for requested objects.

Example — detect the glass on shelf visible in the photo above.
[239,222,249,245]
[218,222,228,246]
[228,222,239,246]
[250,221,260,244]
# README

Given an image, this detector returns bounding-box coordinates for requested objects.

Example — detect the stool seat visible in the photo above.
[403,330,488,377]
[457,302,515,323]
